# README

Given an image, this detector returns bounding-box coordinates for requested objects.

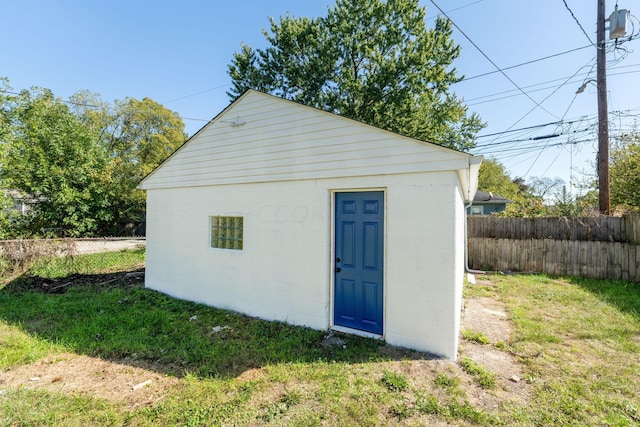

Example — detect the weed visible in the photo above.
[459,357,496,389]
[381,370,409,392]
[434,372,460,389]
[415,392,498,425]
[494,340,508,350]
[415,393,442,415]
[389,402,411,420]
[461,328,490,344]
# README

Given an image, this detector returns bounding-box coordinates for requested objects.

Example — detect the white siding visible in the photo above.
[142,90,480,359]
[145,172,464,359]
[140,91,472,190]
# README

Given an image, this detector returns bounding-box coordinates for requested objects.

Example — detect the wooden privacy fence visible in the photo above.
[467,215,640,282]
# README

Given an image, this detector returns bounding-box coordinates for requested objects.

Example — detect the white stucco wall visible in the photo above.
[146,171,465,359]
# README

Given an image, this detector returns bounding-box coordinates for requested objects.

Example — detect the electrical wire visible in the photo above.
[466,61,640,106]
[429,0,559,119]
[562,0,596,46]
[476,120,565,138]
[161,83,230,105]
[474,106,640,153]
[425,0,484,21]
[461,44,593,81]
[465,60,640,110]
[474,126,594,148]
[468,59,593,121]
[474,111,640,152]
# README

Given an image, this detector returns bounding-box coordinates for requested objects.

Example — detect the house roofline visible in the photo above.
[139,89,479,189]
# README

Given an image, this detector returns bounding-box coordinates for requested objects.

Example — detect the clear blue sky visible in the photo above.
[2,0,639,197]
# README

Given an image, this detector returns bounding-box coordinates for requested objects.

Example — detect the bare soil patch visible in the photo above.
[459,280,531,404]
[0,352,180,408]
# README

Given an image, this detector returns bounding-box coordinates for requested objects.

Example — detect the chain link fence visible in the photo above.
[0,238,146,280]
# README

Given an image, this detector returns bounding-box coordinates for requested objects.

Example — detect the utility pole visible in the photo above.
[597,0,611,215]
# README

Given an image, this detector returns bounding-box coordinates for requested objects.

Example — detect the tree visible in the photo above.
[552,185,583,217]
[527,176,565,201]
[68,92,187,225]
[610,139,640,212]
[0,82,186,237]
[228,0,484,151]
[1,88,112,236]
[477,158,525,202]
[477,158,535,216]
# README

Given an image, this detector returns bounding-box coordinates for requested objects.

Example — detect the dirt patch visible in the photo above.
[462,297,512,343]
[459,283,531,403]
[0,353,180,408]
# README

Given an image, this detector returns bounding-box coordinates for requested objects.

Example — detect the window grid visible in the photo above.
[210,216,243,250]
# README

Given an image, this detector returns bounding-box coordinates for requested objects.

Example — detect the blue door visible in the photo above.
[334,191,384,334]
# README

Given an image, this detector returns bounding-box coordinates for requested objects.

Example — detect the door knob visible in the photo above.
[335,267,341,273]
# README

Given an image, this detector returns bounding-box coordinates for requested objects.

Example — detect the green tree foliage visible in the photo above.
[228,0,484,151]
[477,158,524,202]
[477,158,560,217]
[0,82,185,237]
[87,96,186,224]
[552,185,583,217]
[610,139,640,212]
[1,88,112,236]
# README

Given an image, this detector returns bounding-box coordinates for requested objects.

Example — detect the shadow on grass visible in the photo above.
[0,268,436,379]
[566,276,640,321]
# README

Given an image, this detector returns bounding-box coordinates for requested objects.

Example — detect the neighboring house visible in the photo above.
[139,90,481,360]
[4,190,37,216]
[467,190,511,215]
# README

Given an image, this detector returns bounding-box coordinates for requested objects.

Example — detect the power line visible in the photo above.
[480,139,593,156]
[476,120,564,138]
[469,56,597,136]
[425,0,484,21]
[429,0,559,119]
[466,67,640,107]
[476,118,594,139]
[562,0,596,46]
[466,61,640,106]
[476,107,640,140]
[181,117,209,122]
[515,58,589,178]
[475,126,594,148]
[162,83,230,105]
[461,44,593,81]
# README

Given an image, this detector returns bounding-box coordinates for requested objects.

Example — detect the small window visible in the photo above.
[470,206,484,215]
[210,216,243,250]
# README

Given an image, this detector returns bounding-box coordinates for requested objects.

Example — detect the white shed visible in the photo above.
[139,90,481,360]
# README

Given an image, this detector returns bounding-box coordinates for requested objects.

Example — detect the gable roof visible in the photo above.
[139,90,481,199]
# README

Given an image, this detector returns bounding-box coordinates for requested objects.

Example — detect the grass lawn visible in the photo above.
[1,250,639,426]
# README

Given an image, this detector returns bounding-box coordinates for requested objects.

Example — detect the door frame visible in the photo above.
[329,188,387,339]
